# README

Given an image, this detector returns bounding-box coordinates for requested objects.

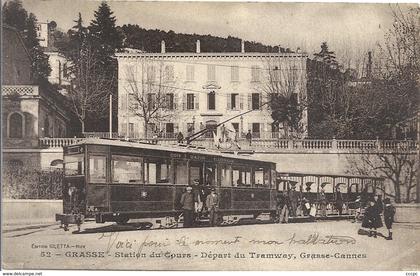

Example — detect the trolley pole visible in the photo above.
[109,94,112,139]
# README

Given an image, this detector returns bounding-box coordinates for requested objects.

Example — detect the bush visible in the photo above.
[2,167,63,199]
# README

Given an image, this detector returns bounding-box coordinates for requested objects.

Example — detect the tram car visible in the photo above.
[277,172,383,216]
[56,138,278,230]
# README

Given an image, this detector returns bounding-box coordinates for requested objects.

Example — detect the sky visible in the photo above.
[18,0,417,63]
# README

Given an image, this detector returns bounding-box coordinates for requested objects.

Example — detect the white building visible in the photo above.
[116,40,308,140]
[45,51,71,93]
[35,22,49,48]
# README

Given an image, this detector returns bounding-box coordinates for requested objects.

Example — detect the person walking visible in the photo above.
[205,188,219,227]
[276,190,290,223]
[246,130,252,146]
[180,186,195,227]
[383,198,396,240]
[335,186,343,215]
[318,187,327,217]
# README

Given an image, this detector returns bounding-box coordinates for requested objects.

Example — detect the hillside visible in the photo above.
[120,24,293,53]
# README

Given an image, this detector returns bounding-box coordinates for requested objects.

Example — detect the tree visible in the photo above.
[25,13,51,82]
[123,62,179,139]
[2,0,51,82]
[313,42,339,69]
[88,1,123,63]
[257,57,307,138]
[67,40,115,133]
[347,146,418,203]
[2,0,27,31]
[86,2,123,131]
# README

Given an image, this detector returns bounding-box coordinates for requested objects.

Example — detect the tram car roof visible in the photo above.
[67,138,276,165]
[277,171,384,180]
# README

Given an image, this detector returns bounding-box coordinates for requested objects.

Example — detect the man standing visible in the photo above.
[335,186,343,215]
[383,198,396,240]
[206,188,219,227]
[177,131,184,144]
[277,190,290,223]
[180,186,195,227]
[246,130,252,146]
[289,186,299,217]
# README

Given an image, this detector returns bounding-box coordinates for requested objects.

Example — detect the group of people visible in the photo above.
[275,185,345,223]
[179,185,219,227]
[361,194,396,240]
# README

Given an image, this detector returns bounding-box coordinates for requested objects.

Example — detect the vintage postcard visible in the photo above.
[1,0,419,272]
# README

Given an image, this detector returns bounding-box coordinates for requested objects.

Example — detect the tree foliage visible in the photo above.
[2,0,51,82]
[120,24,293,53]
[347,148,418,203]
[123,62,179,139]
[258,58,307,138]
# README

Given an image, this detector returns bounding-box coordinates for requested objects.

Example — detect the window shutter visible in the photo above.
[248,93,252,110]
[227,93,232,110]
[174,93,178,110]
[174,123,179,133]
[194,93,199,110]
[240,95,244,110]
[182,93,187,110]
[259,93,263,110]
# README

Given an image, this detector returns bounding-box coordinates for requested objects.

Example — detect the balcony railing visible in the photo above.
[39,137,84,148]
[38,135,418,152]
[2,85,39,96]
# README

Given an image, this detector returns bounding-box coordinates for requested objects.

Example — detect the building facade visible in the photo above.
[116,41,308,140]
[2,25,73,169]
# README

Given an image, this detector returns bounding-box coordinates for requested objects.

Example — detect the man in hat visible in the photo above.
[289,185,300,217]
[383,198,396,240]
[276,190,290,223]
[334,186,344,215]
[180,186,196,227]
[206,188,219,227]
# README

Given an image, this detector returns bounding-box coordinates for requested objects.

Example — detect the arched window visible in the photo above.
[9,112,24,138]
[50,159,63,167]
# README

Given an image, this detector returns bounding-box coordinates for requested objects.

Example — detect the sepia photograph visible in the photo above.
[1,0,419,272]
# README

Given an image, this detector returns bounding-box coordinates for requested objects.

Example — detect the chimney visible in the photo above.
[196,40,200,53]
[367,51,372,79]
[241,40,245,53]
[161,40,166,53]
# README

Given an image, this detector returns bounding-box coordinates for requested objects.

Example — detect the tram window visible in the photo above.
[112,155,142,184]
[232,168,240,187]
[190,165,201,185]
[64,154,84,176]
[221,164,232,187]
[145,158,171,184]
[242,169,251,186]
[205,165,216,186]
[254,167,265,187]
[233,166,251,187]
[89,155,106,183]
[174,160,187,185]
